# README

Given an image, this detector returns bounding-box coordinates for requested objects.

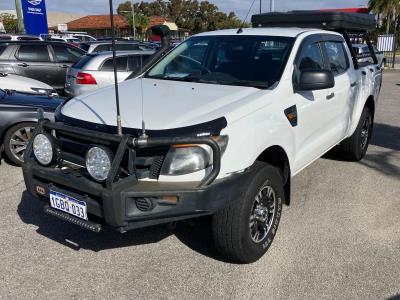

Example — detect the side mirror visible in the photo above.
[296,70,335,91]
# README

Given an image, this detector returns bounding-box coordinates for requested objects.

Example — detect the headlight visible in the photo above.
[33,134,54,166]
[85,147,113,182]
[161,136,228,176]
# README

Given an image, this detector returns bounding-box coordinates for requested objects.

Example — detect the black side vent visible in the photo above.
[149,156,165,179]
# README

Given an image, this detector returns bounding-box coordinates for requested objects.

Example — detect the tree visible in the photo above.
[369,0,400,33]
[0,13,18,33]
[117,0,246,34]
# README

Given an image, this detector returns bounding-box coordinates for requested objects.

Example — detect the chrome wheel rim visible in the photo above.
[249,185,276,243]
[9,127,34,162]
[360,117,371,150]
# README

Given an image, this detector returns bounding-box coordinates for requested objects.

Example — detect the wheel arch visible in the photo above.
[256,145,291,206]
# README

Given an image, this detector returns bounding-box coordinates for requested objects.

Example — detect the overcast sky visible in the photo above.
[1,0,368,18]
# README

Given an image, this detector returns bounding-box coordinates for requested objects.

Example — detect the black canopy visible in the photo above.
[251,11,376,32]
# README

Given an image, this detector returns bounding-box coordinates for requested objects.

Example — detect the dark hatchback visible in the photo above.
[0,89,63,165]
[0,41,85,91]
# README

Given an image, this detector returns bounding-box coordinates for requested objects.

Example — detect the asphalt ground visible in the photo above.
[0,71,399,299]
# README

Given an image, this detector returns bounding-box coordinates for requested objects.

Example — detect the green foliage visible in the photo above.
[369,0,400,33]
[0,13,18,33]
[117,0,247,34]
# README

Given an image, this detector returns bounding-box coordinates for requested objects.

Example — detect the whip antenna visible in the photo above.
[108,0,123,135]
[237,0,257,34]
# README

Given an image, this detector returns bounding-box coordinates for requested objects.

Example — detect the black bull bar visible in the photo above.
[24,120,222,188]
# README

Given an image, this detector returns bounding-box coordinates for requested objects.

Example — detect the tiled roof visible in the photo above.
[66,15,129,30]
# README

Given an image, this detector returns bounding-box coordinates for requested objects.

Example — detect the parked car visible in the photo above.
[0,73,58,96]
[70,34,96,42]
[0,34,40,41]
[0,41,86,91]
[23,12,382,263]
[353,44,386,67]
[65,50,154,97]
[79,41,153,53]
[0,88,63,165]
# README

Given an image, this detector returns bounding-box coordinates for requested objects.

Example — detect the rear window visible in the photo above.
[16,45,51,62]
[72,55,94,68]
[100,56,129,71]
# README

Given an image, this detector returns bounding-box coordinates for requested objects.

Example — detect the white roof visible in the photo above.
[195,27,336,38]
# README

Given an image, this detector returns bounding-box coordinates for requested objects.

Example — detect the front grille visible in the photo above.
[54,131,168,181]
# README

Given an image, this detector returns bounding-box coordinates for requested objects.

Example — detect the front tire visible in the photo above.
[3,122,36,166]
[212,162,284,264]
[340,107,372,161]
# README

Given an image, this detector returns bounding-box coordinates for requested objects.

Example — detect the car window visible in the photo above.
[127,55,151,71]
[325,41,349,75]
[100,56,128,71]
[0,45,7,56]
[115,44,140,51]
[298,42,324,71]
[0,36,11,40]
[52,45,83,63]
[93,44,110,52]
[16,45,51,62]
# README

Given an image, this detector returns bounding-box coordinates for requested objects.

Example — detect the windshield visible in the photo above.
[146,35,294,89]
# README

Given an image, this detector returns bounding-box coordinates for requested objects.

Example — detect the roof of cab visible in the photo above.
[194,27,332,38]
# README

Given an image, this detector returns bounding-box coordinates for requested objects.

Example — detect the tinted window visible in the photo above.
[298,43,324,71]
[16,45,50,62]
[93,44,111,52]
[80,44,90,52]
[0,45,7,56]
[325,41,349,75]
[100,56,128,71]
[115,44,140,51]
[52,45,83,63]
[72,55,93,68]
[127,55,151,71]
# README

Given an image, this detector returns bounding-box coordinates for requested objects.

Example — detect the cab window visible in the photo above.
[324,41,349,75]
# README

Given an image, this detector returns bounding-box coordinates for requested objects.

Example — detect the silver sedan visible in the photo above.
[64,50,154,97]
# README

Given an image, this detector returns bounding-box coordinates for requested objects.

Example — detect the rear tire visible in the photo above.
[340,107,372,161]
[212,162,284,264]
[4,122,36,166]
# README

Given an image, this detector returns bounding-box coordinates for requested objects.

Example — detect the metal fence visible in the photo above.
[377,34,398,68]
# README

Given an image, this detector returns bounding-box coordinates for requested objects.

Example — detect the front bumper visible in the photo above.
[23,162,253,232]
[22,120,253,232]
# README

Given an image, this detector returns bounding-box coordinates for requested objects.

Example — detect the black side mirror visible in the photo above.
[296,70,335,91]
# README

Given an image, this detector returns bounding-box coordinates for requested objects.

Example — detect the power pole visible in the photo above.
[131,0,136,39]
[15,0,25,33]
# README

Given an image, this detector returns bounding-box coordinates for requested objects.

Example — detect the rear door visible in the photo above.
[13,44,59,88]
[50,44,84,90]
[321,38,354,141]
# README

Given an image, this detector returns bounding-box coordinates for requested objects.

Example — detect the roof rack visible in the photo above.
[251,11,376,32]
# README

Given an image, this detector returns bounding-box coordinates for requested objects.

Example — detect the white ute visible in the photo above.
[23,12,382,263]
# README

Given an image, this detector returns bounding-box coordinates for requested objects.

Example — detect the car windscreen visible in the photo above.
[146,35,295,89]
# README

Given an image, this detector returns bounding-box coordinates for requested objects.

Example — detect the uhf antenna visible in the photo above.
[108,0,123,136]
[237,0,257,34]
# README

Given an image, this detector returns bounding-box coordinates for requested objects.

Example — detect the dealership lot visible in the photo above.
[0,71,399,299]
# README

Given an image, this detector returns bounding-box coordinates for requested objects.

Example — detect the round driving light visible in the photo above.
[33,134,54,166]
[86,147,112,182]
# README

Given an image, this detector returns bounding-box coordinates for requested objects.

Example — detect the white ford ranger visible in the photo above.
[23,12,382,263]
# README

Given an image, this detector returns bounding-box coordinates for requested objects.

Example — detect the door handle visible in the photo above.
[59,65,69,69]
[361,71,367,76]
[326,92,335,100]
[350,82,357,88]
[369,68,374,73]
[18,63,29,67]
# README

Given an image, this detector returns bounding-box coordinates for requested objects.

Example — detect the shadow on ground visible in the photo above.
[323,123,400,178]
[18,191,227,261]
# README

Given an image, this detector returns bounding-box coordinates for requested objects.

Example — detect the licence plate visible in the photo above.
[49,190,87,220]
